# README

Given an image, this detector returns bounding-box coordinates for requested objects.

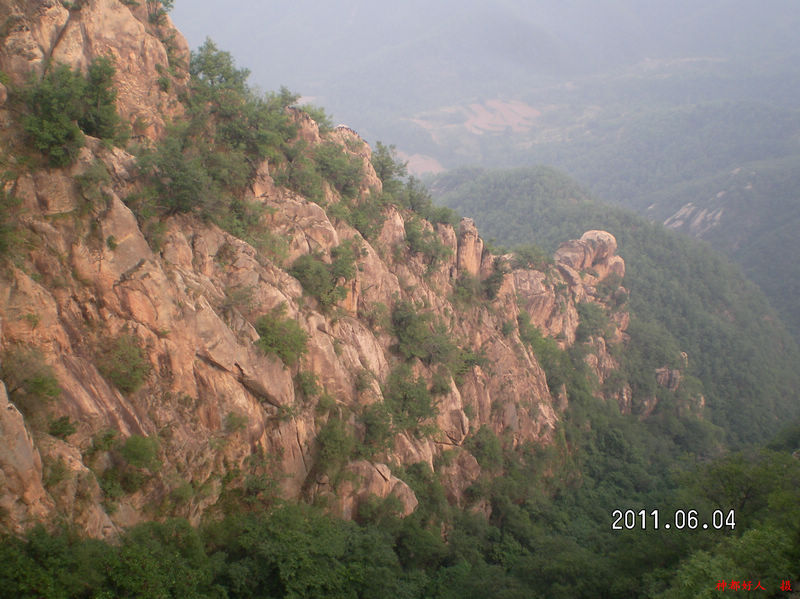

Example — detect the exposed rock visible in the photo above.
[457,217,484,277]
[656,367,683,391]
[0,382,52,532]
[329,460,418,519]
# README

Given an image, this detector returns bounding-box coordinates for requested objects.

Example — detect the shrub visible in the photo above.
[255,304,308,367]
[299,104,333,133]
[96,333,150,394]
[383,365,437,434]
[79,56,126,141]
[313,142,363,199]
[404,217,452,269]
[295,371,321,399]
[17,57,124,167]
[224,412,248,433]
[315,417,355,481]
[360,402,393,451]
[511,243,553,270]
[289,241,358,309]
[48,416,77,440]
[0,347,61,416]
[119,434,160,470]
[20,64,86,166]
[452,272,481,305]
[391,301,457,366]
[465,426,504,471]
[575,301,610,342]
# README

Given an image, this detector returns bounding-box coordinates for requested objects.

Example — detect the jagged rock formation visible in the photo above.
[0,0,630,536]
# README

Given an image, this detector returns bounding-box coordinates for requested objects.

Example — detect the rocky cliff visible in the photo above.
[0,0,631,536]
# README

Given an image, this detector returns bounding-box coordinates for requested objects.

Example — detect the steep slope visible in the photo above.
[0,0,634,536]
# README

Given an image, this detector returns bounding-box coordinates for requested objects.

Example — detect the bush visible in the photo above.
[20,64,86,166]
[119,435,160,470]
[465,426,504,471]
[0,347,61,417]
[96,333,150,394]
[575,301,610,342]
[383,365,437,434]
[48,416,77,440]
[255,304,308,367]
[295,371,321,399]
[511,243,553,270]
[391,301,457,366]
[298,104,333,133]
[360,402,393,451]
[316,417,355,481]
[404,217,452,269]
[289,241,358,309]
[18,57,124,167]
[313,142,363,199]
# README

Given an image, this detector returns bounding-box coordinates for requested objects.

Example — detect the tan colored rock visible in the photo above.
[0,381,52,532]
[437,449,481,506]
[331,460,418,519]
[457,218,484,277]
[655,367,682,391]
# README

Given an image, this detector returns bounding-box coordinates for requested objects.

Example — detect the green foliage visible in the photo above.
[119,434,160,470]
[432,165,800,445]
[96,332,150,394]
[79,56,126,141]
[298,103,333,132]
[315,417,356,481]
[16,57,124,166]
[224,411,248,434]
[19,64,85,166]
[294,371,321,399]
[452,272,482,305]
[254,304,308,367]
[383,364,437,434]
[0,347,61,417]
[133,39,298,252]
[360,401,393,451]
[404,217,453,269]
[465,426,503,471]
[574,301,610,342]
[371,141,407,189]
[289,241,358,309]
[313,142,363,198]
[0,187,22,260]
[510,243,552,270]
[48,416,77,440]
[391,300,457,367]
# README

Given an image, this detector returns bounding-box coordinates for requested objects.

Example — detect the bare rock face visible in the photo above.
[555,230,625,283]
[0,382,52,532]
[457,218,484,277]
[656,367,683,392]
[328,461,418,519]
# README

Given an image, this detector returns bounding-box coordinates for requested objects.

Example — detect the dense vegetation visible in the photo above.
[12,57,126,166]
[1,428,798,598]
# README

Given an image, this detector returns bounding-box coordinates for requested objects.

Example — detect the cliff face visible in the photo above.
[0,1,630,536]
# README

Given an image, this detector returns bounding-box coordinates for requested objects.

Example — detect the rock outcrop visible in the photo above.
[0,0,631,536]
